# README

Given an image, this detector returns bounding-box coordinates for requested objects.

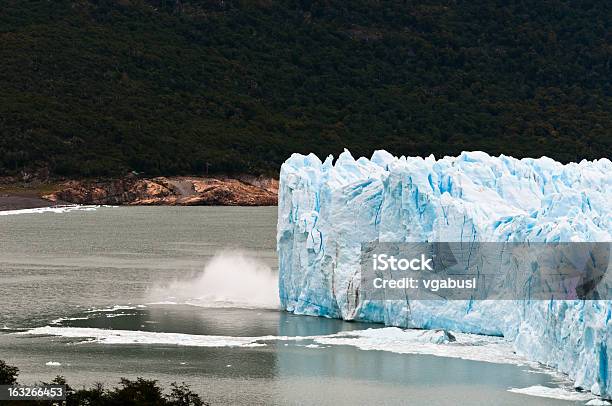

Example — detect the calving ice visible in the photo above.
[277,150,612,399]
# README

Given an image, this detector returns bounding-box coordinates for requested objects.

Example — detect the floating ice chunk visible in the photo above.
[0,205,107,216]
[586,399,612,405]
[508,385,595,402]
[50,316,91,325]
[16,326,528,367]
[20,327,269,348]
[84,305,137,313]
[313,327,524,366]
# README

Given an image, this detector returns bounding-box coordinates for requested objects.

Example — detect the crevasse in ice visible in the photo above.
[277,150,612,398]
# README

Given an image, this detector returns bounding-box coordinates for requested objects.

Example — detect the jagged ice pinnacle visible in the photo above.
[277,150,612,398]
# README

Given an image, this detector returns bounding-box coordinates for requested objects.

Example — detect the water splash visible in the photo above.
[148,251,279,309]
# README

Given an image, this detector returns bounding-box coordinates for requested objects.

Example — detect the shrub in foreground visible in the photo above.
[0,360,206,406]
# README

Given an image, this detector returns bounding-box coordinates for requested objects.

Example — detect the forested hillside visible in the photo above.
[0,0,610,177]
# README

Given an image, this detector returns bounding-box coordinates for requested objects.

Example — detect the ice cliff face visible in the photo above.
[277,150,612,398]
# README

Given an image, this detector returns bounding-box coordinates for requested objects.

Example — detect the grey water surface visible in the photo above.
[0,207,584,405]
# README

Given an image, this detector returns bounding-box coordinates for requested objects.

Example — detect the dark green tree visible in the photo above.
[0,360,19,385]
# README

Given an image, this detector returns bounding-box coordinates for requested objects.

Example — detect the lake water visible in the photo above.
[0,206,590,405]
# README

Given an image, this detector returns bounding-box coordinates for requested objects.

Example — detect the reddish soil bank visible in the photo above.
[43,175,278,206]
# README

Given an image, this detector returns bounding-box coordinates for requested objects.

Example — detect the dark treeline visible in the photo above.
[0,360,205,405]
[0,0,610,178]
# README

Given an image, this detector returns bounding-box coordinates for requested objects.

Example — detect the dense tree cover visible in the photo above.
[0,360,205,405]
[0,360,19,385]
[0,0,610,177]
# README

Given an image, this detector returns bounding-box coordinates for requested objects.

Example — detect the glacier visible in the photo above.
[277,150,612,398]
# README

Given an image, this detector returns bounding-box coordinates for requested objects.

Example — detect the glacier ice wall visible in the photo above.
[277,150,612,398]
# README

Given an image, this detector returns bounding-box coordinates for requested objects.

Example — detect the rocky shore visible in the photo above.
[0,194,60,211]
[0,175,278,210]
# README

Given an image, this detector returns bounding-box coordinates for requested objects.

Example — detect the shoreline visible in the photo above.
[0,175,278,211]
[0,193,61,212]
